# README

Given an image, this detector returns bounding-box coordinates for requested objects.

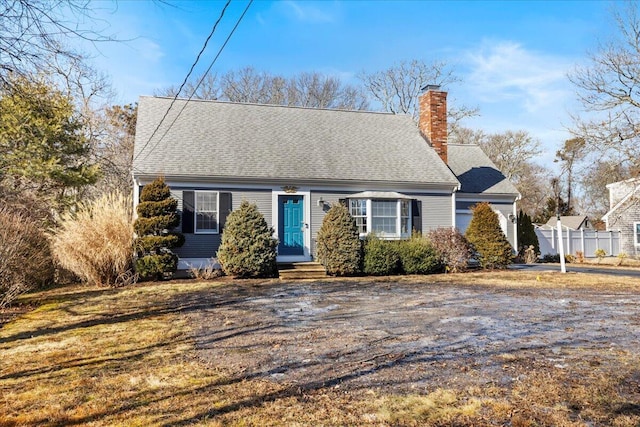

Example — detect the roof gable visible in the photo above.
[544,215,589,230]
[446,144,520,196]
[133,97,459,187]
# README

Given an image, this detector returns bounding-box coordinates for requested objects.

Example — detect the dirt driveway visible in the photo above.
[186,279,640,394]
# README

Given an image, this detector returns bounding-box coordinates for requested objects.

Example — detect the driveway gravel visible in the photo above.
[186,279,640,393]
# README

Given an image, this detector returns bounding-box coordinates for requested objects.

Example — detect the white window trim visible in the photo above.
[194,190,219,234]
[634,221,640,246]
[349,199,368,236]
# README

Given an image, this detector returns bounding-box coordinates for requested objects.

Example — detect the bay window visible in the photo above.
[349,198,412,238]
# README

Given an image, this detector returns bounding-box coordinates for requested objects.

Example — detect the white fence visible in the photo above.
[535,228,621,258]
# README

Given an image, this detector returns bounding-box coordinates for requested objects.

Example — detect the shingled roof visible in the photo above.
[447,143,520,196]
[133,96,459,188]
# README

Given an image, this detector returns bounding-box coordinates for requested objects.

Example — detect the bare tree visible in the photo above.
[517,163,554,220]
[578,159,630,217]
[91,103,137,196]
[569,0,640,171]
[448,127,486,146]
[478,130,542,183]
[0,0,117,86]
[157,67,369,110]
[359,59,479,125]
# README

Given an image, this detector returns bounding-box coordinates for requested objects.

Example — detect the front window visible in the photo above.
[372,200,398,235]
[349,199,367,234]
[635,222,640,246]
[195,191,218,233]
[347,198,411,238]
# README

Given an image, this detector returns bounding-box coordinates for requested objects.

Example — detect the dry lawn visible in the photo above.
[1,271,639,426]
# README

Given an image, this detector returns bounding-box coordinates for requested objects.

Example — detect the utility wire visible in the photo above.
[137,0,253,163]
[133,0,232,162]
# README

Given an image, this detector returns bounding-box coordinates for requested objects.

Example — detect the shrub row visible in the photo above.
[363,235,442,276]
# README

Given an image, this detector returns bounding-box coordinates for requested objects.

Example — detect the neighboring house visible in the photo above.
[132,87,519,267]
[540,215,592,231]
[603,177,640,256]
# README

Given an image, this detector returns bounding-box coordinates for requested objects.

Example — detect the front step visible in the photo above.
[278,262,327,280]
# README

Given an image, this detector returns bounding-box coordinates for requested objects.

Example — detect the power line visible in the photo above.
[137,0,254,163]
[133,0,232,162]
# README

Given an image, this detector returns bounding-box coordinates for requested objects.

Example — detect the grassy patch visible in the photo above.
[1,272,639,426]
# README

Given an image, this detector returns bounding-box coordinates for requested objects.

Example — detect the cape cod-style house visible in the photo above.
[132,87,520,267]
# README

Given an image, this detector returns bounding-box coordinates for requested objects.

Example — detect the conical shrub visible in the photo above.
[217,200,277,278]
[133,177,183,280]
[465,202,513,269]
[316,203,362,276]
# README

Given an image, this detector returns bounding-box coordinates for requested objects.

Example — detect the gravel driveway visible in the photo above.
[186,279,640,393]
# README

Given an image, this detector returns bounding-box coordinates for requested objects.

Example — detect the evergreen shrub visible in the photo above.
[427,227,474,272]
[217,200,277,278]
[316,203,362,276]
[517,211,540,257]
[397,235,442,274]
[465,202,513,269]
[133,177,183,280]
[363,236,401,276]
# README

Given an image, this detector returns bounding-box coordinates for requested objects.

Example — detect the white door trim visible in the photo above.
[272,190,312,262]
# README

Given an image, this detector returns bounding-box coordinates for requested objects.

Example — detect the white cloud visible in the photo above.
[464,41,573,114]
[280,1,337,23]
[132,38,165,63]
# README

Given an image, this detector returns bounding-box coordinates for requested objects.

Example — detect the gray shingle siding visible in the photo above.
[607,200,640,256]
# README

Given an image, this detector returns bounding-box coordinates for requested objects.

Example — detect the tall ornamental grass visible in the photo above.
[52,192,135,287]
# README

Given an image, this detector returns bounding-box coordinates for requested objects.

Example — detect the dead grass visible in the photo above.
[1,271,639,426]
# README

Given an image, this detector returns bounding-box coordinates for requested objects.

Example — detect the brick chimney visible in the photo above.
[418,85,448,164]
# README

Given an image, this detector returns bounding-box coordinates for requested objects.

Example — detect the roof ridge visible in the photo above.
[139,95,398,116]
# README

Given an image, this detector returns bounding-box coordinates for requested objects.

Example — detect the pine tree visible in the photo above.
[465,202,513,269]
[217,200,277,278]
[316,203,362,276]
[0,76,98,212]
[133,177,183,280]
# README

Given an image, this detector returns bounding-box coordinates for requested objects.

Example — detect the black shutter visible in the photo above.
[412,199,422,235]
[219,192,232,232]
[339,198,348,207]
[182,191,195,233]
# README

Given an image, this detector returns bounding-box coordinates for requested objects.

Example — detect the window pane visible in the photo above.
[401,200,410,234]
[372,217,396,234]
[371,200,397,234]
[350,199,367,233]
[195,192,218,232]
[401,200,409,217]
[401,218,409,234]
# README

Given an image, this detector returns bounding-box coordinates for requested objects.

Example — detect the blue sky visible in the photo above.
[85,0,615,165]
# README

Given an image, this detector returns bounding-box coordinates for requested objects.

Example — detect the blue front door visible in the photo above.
[278,195,304,256]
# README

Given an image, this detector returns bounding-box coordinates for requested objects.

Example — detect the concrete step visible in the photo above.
[278,262,327,280]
